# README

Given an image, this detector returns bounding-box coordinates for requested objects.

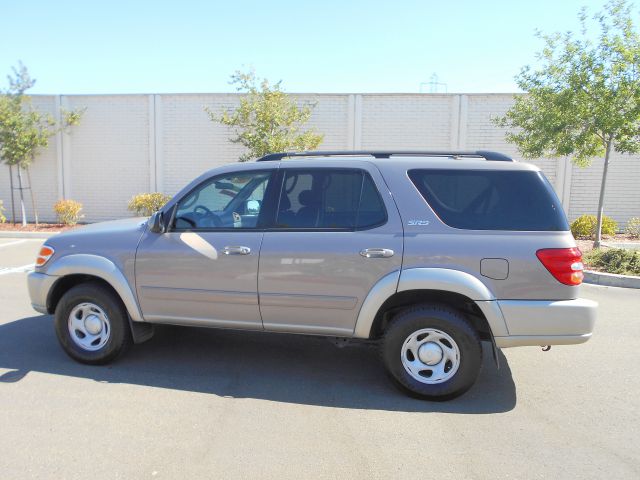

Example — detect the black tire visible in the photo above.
[381,304,482,401]
[54,282,132,365]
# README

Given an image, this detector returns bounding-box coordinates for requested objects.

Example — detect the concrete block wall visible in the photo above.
[1,93,638,226]
[66,95,151,221]
[568,152,640,225]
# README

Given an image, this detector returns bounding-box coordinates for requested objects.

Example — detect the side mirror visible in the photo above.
[246,199,261,214]
[149,211,166,233]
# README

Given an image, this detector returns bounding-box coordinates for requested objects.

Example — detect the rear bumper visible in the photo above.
[494,298,597,348]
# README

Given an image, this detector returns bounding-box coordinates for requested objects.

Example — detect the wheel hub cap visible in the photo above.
[67,303,111,352]
[84,315,103,335]
[400,328,461,384]
[417,342,443,365]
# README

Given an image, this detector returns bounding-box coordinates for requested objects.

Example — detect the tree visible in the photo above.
[207,69,323,161]
[495,0,640,248]
[0,63,84,225]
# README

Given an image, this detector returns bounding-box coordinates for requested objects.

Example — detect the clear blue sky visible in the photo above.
[0,0,605,94]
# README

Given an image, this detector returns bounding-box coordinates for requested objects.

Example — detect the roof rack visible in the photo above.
[255,150,514,162]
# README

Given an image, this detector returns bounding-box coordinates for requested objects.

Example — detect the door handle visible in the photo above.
[360,248,394,258]
[223,246,251,255]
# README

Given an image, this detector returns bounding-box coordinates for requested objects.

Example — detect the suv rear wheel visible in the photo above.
[54,282,131,365]
[381,304,482,400]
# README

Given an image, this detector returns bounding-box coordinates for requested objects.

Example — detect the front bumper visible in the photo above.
[494,298,597,348]
[27,271,57,314]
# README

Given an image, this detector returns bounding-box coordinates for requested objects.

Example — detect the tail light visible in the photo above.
[36,245,55,267]
[536,247,584,285]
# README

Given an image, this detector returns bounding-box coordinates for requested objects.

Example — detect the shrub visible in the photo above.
[584,248,640,276]
[127,193,171,217]
[0,200,6,223]
[53,199,83,225]
[570,214,617,239]
[625,217,640,238]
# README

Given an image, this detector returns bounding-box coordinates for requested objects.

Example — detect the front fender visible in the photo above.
[352,268,509,339]
[45,254,144,322]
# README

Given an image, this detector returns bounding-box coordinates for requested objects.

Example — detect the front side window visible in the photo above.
[275,169,387,230]
[173,171,271,230]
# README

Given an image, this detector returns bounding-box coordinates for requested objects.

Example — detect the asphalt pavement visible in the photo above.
[0,237,638,479]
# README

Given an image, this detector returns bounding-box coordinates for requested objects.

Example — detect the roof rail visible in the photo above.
[255,150,513,162]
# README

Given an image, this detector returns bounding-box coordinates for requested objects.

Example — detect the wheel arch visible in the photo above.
[45,254,143,322]
[353,268,508,340]
[367,290,494,341]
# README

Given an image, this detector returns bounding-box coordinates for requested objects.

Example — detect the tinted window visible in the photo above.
[275,169,386,229]
[174,171,271,230]
[357,173,387,228]
[408,169,569,231]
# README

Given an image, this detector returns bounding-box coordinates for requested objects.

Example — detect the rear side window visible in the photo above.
[275,169,387,230]
[408,169,569,231]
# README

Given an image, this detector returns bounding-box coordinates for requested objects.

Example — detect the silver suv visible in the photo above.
[27,151,597,400]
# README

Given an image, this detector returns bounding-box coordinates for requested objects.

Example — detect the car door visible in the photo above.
[258,165,403,336]
[135,168,277,329]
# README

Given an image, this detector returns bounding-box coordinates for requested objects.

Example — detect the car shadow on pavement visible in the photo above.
[0,315,516,413]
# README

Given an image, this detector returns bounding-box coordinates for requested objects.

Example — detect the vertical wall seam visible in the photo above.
[458,95,468,150]
[154,95,164,193]
[148,94,157,192]
[353,95,362,149]
[450,95,461,149]
[55,95,65,199]
[563,158,573,215]
[347,95,355,150]
[60,95,72,199]
[555,157,566,204]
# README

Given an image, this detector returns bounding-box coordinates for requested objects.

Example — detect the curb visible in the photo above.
[601,241,640,251]
[0,231,60,239]
[584,270,640,289]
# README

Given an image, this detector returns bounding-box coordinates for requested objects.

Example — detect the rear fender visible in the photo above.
[353,267,509,339]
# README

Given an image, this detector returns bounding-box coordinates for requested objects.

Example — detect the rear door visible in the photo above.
[258,165,403,336]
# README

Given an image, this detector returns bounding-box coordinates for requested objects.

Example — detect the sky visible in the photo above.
[0,0,610,95]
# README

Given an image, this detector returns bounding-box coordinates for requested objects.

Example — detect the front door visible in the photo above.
[258,165,403,336]
[135,169,275,329]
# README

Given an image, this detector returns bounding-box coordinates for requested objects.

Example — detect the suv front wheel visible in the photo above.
[381,304,482,400]
[54,282,131,365]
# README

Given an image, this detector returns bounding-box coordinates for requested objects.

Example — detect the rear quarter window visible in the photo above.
[408,169,569,231]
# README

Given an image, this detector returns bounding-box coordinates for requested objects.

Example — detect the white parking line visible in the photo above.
[0,239,43,248]
[0,240,28,248]
[0,264,35,275]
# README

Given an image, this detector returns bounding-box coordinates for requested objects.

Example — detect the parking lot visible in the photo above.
[0,236,638,479]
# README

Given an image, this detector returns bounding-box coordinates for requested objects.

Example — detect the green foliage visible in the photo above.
[494,1,640,165]
[62,107,87,129]
[53,199,83,225]
[0,63,84,168]
[0,63,85,226]
[128,193,171,217]
[0,63,54,168]
[0,200,6,223]
[584,248,640,276]
[207,69,324,161]
[625,217,640,238]
[494,1,640,247]
[571,214,617,238]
